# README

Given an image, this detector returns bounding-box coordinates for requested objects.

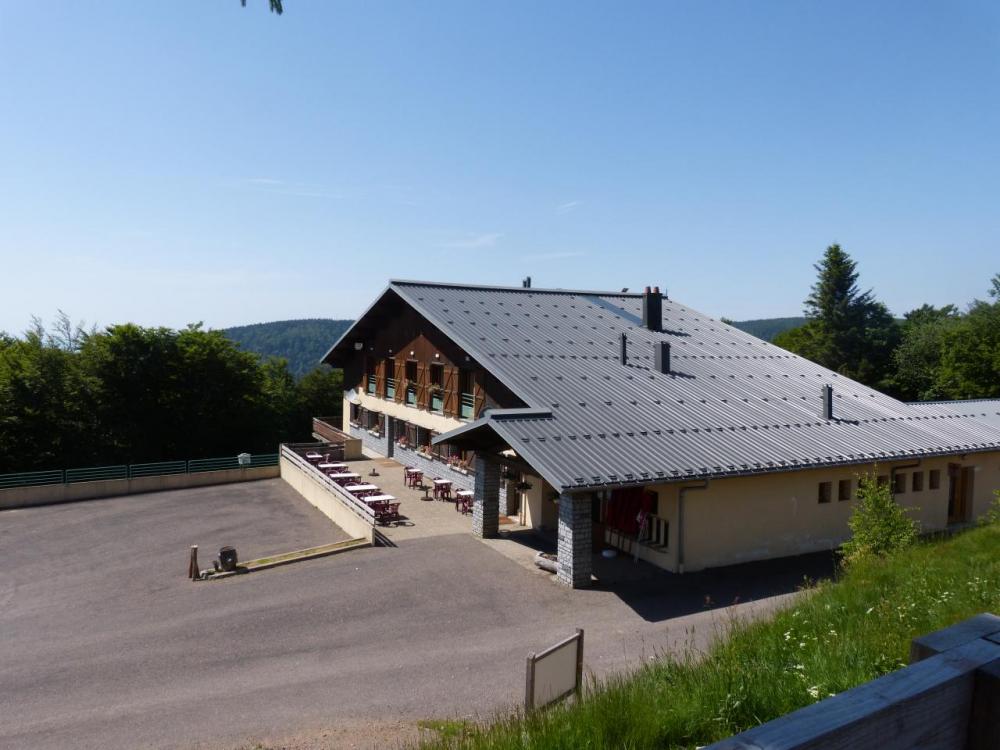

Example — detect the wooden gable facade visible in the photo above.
[343,299,523,422]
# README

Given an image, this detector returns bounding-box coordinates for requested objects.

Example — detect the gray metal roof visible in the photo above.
[339,280,1000,493]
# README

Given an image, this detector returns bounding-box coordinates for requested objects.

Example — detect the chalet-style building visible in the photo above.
[322,280,1000,587]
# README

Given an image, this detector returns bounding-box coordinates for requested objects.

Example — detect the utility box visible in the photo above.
[219,546,238,572]
[237,452,251,466]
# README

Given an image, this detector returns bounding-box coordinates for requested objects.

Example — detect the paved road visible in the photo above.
[0,479,831,749]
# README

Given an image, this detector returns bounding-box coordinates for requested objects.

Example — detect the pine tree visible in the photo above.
[774,244,900,389]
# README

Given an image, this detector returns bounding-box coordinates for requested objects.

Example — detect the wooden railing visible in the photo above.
[312,416,350,449]
[707,613,1000,750]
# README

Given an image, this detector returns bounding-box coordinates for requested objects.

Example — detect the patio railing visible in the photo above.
[0,453,279,490]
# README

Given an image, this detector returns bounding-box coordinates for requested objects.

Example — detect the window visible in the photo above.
[429,362,444,387]
[384,357,396,399]
[350,403,361,424]
[838,479,852,501]
[430,391,444,414]
[405,422,418,446]
[366,358,376,395]
[404,360,418,406]
[929,469,941,490]
[912,471,924,492]
[459,369,475,420]
[893,473,906,494]
[818,481,832,504]
[877,475,889,488]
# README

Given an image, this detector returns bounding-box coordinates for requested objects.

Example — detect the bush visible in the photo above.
[981,490,1000,526]
[840,470,919,565]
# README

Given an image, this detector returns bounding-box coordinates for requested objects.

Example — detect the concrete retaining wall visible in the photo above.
[0,466,280,511]
[279,455,376,544]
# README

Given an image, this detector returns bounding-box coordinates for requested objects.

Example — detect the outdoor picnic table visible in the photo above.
[455,489,474,514]
[318,462,348,471]
[328,472,360,483]
[305,452,323,461]
[404,467,423,487]
[344,483,379,494]
[432,478,453,499]
[365,494,395,504]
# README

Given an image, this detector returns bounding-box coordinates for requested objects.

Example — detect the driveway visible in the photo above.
[0,478,828,749]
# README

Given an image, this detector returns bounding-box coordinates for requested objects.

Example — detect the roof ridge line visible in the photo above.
[389,279,654,298]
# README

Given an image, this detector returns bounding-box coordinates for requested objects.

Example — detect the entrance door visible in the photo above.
[947,464,973,524]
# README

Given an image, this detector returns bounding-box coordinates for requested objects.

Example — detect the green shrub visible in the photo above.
[981,490,1000,526]
[840,470,919,564]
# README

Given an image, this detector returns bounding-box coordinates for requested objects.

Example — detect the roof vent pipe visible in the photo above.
[620,332,628,366]
[820,384,834,420]
[522,276,531,288]
[642,286,663,332]
[654,341,671,374]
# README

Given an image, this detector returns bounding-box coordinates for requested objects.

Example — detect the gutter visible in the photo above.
[677,480,709,574]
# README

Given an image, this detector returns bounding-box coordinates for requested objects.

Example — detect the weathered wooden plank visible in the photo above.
[968,658,1000,750]
[705,638,1000,750]
[909,613,1000,663]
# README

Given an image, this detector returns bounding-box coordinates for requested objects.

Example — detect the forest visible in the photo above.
[0,320,343,473]
[769,245,999,402]
[223,318,352,378]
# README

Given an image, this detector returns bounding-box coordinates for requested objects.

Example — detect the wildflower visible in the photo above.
[807,685,821,699]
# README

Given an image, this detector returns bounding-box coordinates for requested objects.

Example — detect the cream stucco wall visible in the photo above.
[345,392,466,436]
[651,452,1000,573]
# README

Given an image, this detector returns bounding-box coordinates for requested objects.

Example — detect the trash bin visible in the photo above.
[219,546,238,572]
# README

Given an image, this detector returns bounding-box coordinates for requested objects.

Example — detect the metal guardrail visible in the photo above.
[66,465,128,483]
[0,453,280,490]
[129,460,187,478]
[0,469,65,490]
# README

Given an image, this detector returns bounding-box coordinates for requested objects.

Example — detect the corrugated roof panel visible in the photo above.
[381,281,1000,492]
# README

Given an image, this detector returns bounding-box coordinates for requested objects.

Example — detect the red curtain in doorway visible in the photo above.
[606,487,654,535]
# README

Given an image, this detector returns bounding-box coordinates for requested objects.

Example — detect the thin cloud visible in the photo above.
[521,251,587,261]
[556,200,581,214]
[244,177,284,186]
[439,232,503,249]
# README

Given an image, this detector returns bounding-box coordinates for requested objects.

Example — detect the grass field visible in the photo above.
[419,521,1000,749]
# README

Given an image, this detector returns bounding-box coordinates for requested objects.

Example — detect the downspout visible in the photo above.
[677,480,709,574]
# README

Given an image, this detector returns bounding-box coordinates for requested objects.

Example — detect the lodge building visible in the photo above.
[322,280,1000,587]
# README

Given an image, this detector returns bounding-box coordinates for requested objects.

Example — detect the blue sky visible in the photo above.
[1,2,998,333]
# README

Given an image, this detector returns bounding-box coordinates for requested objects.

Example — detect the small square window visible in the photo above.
[838,479,852,501]
[877,475,889,488]
[818,481,832,504]
[929,469,941,490]
[912,471,923,492]
[893,473,906,494]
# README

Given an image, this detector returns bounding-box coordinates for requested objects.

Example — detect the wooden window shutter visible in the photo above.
[375,357,386,397]
[416,361,428,410]
[443,365,457,416]
[473,371,486,419]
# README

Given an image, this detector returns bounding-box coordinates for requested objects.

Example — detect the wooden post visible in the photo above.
[525,652,536,713]
[188,545,199,580]
[575,628,585,699]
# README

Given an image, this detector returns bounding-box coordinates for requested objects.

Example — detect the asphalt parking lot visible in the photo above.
[0,478,825,749]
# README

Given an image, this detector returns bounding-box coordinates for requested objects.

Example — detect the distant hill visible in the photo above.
[726,317,806,342]
[223,319,352,378]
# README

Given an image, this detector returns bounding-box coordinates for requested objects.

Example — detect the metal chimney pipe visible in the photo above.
[654,341,670,374]
[820,384,834,420]
[522,276,531,288]
[620,332,628,366]
[642,286,663,332]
